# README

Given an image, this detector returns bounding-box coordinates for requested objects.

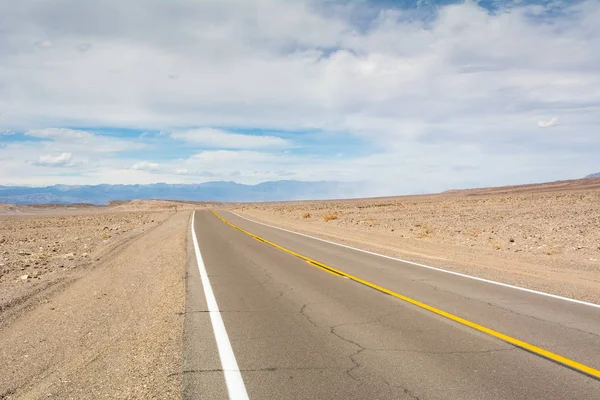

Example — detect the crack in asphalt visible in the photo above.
[171,366,335,377]
[415,280,600,340]
[297,301,515,397]
[373,347,515,355]
[485,301,600,340]
[328,324,365,383]
[298,302,340,328]
[185,309,298,314]
[381,378,421,400]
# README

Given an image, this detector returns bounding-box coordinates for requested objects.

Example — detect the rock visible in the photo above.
[18,251,31,256]
[20,274,29,280]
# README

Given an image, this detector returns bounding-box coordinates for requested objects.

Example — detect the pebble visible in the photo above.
[20,274,29,280]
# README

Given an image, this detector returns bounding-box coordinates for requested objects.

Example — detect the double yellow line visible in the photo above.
[211,210,600,380]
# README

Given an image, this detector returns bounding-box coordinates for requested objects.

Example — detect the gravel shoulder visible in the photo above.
[0,210,189,399]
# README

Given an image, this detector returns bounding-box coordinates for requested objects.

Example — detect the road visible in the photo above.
[183,209,600,399]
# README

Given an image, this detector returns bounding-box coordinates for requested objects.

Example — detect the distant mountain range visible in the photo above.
[585,172,600,178]
[0,181,363,205]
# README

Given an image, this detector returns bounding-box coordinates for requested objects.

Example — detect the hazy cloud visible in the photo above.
[538,117,560,128]
[76,43,92,52]
[25,128,143,153]
[131,161,160,171]
[34,152,76,167]
[34,40,53,49]
[171,128,291,149]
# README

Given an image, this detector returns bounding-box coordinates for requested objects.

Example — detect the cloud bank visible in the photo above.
[0,0,598,193]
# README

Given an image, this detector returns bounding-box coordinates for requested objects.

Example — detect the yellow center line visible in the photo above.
[306,260,344,276]
[210,209,600,380]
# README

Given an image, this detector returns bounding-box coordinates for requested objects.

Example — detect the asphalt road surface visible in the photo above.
[183,209,600,399]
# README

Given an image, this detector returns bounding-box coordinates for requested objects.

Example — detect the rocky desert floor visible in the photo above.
[1,180,599,398]
[236,178,600,304]
[0,200,200,399]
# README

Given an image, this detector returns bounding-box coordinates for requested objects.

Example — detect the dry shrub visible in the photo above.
[302,212,311,219]
[416,223,432,239]
[323,214,338,222]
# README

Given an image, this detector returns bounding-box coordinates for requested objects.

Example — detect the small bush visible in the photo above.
[302,212,311,219]
[323,214,338,222]
[416,223,432,239]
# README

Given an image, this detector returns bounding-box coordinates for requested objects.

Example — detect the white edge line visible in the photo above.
[229,211,600,309]
[191,211,250,400]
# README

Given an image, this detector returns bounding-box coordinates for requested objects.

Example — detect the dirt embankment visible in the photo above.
[0,210,172,322]
[236,178,600,303]
[0,204,194,398]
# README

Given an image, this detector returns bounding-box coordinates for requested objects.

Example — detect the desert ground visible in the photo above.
[236,178,600,304]
[0,200,200,399]
[1,179,599,398]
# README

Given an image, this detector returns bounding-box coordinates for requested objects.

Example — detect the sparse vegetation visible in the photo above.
[415,223,432,239]
[302,212,311,219]
[323,214,338,222]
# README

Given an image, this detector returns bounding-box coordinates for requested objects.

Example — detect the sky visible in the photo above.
[0,0,599,195]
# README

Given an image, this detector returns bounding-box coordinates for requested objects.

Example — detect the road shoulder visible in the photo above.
[0,211,189,399]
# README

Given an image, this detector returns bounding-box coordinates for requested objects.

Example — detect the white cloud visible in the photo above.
[76,43,91,52]
[538,117,559,128]
[25,128,143,152]
[171,128,290,149]
[1,0,597,137]
[0,0,598,189]
[28,128,91,140]
[34,40,53,49]
[131,161,160,171]
[34,152,75,167]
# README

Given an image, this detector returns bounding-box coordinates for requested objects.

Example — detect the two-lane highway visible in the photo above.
[183,209,600,399]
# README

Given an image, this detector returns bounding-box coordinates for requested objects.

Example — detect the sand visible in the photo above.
[0,202,196,398]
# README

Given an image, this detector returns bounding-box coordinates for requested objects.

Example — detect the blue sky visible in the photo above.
[0,0,599,195]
